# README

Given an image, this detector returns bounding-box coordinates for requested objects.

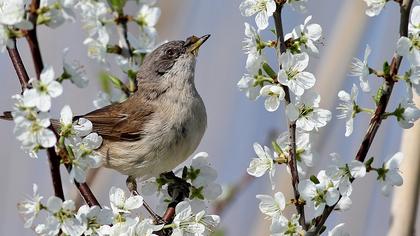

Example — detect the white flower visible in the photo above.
[298,170,339,217]
[407,66,420,96]
[238,74,260,100]
[172,201,220,236]
[260,84,285,112]
[286,0,308,13]
[363,0,386,17]
[285,15,322,56]
[190,152,223,201]
[13,111,57,155]
[75,0,108,37]
[62,48,89,88]
[84,28,109,63]
[17,184,44,228]
[337,84,359,137]
[67,133,103,183]
[38,196,85,236]
[109,187,143,214]
[326,153,365,204]
[0,0,28,26]
[239,0,276,30]
[394,99,420,129]
[129,218,163,236]
[278,52,315,96]
[397,36,420,66]
[409,6,420,35]
[270,214,304,236]
[243,22,264,73]
[130,30,157,54]
[328,223,350,236]
[378,152,404,196]
[0,24,13,52]
[76,205,113,235]
[135,4,160,29]
[349,45,371,92]
[277,130,314,176]
[23,66,63,112]
[60,105,93,139]
[256,192,285,219]
[286,90,332,132]
[247,143,276,189]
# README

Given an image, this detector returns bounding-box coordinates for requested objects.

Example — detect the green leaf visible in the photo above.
[98,71,112,93]
[365,157,374,167]
[272,141,283,155]
[190,186,205,200]
[262,62,277,79]
[373,85,384,106]
[310,175,320,184]
[107,0,127,12]
[383,61,390,76]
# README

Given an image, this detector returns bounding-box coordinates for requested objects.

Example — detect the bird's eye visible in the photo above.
[166,49,176,57]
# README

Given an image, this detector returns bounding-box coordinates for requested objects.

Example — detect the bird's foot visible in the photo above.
[125,175,166,224]
[160,172,191,203]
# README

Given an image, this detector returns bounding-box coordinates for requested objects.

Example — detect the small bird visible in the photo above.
[2,35,210,186]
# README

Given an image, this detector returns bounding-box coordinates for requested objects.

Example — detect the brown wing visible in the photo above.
[77,100,154,141]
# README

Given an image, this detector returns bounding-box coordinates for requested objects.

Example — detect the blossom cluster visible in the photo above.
[238,0,414,234]
[17,153,222,236]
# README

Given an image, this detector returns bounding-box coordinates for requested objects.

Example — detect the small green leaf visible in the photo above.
[107,0,127,12]
[383,61,390,76]
[262,62,277,79]
[272,141,283,155]
[373,85,384,106]
[310,175,320,184]
[190,186,205,200]
[365,157,374,167]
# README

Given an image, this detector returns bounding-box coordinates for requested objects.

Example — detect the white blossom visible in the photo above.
[135,4,160,44]
[23,66,63,112]
[379,152,404,196]
[363,0,386,17]
[286,90,331,132]
[172,201,220,236]
[238,74,260,100]
[17,184,43,228]
[337,84,359,137]
[406,66,420,96]
[349,45,371,92]
[243,22,264,73]
[109,187,143,214]
[128,218,163,236]
[256,192,285,219]
[285,15,322,56]
[397,36,420,66]
[286,0,307,13]
[270,214,304,236]
[260,84,285,112]
[328,223,350,236]
[84,28,109,63]
[239,0,276,30]
[409,6,420,35]
[247,143,276,189]
[0,0,29,26]
[278,52,315,96]
[76,205,113,235]
[190,152,223,201]
[394,99,420,129]
[0,24,13,52]
[75,0,108,37]
[298,171,339,217]
[62,48,89,88]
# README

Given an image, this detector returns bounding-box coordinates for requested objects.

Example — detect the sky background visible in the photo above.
[0,0,419,235]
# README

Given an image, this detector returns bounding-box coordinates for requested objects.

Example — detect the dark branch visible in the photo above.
[273,3,306,227]
[7,39,30,93]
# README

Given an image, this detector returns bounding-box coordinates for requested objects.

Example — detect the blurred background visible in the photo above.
[0,0,419,235]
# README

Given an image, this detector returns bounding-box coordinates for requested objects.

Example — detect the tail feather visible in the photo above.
[0,111,13,121]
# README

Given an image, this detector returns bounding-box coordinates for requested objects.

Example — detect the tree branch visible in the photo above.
[273,3,306,227]
[26,0,43,78]
[309,0,414,234]
[7,39,30,93]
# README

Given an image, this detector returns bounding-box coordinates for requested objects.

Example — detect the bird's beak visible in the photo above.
[186,34,210,56]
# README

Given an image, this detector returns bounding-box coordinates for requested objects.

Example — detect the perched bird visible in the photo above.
[2,35,210,186]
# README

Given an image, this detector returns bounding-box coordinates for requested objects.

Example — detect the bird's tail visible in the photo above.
[0,111,13,121]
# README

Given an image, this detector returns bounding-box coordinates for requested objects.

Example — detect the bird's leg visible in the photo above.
[125,175,166,224]
[160,172,191,204]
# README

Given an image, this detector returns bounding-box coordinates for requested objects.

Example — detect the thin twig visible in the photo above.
[309,0,414,234]
[7,39,30,93]
[74,181,101,207]
[273,3,306,227]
